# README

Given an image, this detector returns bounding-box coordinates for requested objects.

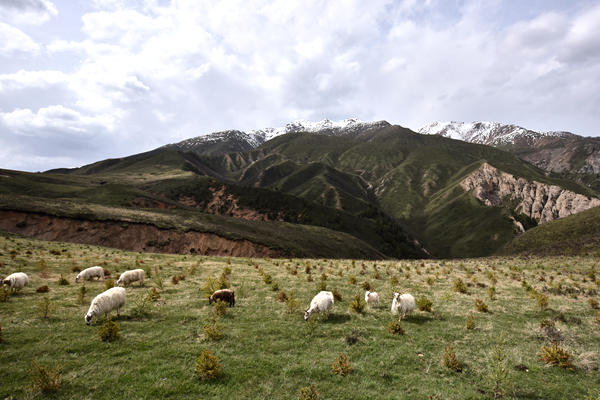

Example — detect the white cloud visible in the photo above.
[0,0,58,25]
[0,22,40,55]
[0,70,67,91]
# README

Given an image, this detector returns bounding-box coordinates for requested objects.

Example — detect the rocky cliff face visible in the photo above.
[461,163,600,223]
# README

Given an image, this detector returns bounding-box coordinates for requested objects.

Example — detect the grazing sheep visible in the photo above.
[391,292,415,320]
[304,291,334,321]
[85,287,127,325]
[209,289,235,307]
[365,291,379,307]
[2,272,29,292]
[75,266,105,283]
[116,269,144,287]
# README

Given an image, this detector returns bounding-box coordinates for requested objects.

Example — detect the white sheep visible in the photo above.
[116,269,144,287]
[85,287,127,325]
[365,291,379,307]
[75,266,105,283]
[304,291,334,321]
[2,272,29,292]
[391,292,415,320]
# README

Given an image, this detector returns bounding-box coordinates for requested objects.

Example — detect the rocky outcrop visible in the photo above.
[461,163,600,223]
[0,211,286,258]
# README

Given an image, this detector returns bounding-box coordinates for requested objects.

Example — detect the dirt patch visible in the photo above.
[0,211,285,258]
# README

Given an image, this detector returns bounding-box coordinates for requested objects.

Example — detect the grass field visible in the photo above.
[1,232,599,399]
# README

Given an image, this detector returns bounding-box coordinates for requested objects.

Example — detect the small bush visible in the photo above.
[213,300,228,317]
[349,294,366,314]
[146,287,161,302]
[317,280,327,291]
[588,299,599,309]
[203,316,224,341]
[538,342,574,370]
[453,278,468,294]
[298,385,321,400]
[98,318,121,342]
[130,295,152,319]
[416,295,433,312]
[539,318,555,329]
[262,274,273,285]
[171,275,180,285]
[103,268,111,277]
[36,285,50,293]
[426,277,435,286]
[195,348,223,381]
[331,288,342,301]
[345,328,365,345]
[487,332,511,399]
[465,312,476,330]
[535,293,549,311]
[442,345,462,372]
[285,290,301,314]
[57,274,69,286]
[348,275,357,285]
[0,287,9,302]
[76,284,88,305]
[475,298,489,313]
[104,278,115,290]
[331,353,353,376]
[361,281,373,291]
[276,291,288,303]
[38,296,55,319]
[28,360,62,394]
[389,275,399,287]
[386,320,406,335]
[71,266,81,273]
[304,317,318,336]
[488,286,497,301]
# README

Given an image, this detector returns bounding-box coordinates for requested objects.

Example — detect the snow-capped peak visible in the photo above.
[418,121,575,146]
[249,118,368,143]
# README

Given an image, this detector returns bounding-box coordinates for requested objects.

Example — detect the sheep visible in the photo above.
[391,292,415,320]
[365,291,379,307]
[304,291,334,321]
[75,266,105,283]
[116,269,144,287]
[85,287,127,325]
[208,289,235,307]
[2,272,29,292]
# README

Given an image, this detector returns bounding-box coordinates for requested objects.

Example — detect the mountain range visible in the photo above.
[2,118,600,260]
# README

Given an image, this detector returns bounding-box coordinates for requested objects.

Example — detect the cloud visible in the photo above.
[0,0,58,25]
[0,23,40,55]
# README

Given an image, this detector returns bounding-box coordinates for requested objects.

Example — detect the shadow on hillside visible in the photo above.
[402,314,434,325]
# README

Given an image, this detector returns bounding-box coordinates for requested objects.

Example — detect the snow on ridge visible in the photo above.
[418,121,575,146]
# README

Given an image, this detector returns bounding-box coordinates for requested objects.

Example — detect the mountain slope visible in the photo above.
[419,121,600,174]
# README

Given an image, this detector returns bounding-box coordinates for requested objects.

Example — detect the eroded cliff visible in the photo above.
[461,163,600,223]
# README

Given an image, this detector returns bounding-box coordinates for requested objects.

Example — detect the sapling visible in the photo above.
[487,332,511,399]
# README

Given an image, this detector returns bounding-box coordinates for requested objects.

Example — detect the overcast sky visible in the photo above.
[1,0,599,172]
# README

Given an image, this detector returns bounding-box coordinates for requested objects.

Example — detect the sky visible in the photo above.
[1,0,600,172]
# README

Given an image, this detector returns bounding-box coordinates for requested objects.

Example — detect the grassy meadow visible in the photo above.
[1,232,599,399]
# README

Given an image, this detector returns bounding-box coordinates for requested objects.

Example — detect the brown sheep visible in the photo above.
[209,289,235,307]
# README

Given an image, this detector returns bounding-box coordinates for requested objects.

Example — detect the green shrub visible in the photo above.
[262,274,273,285]
[213,300,228,317]
[195,348,223,381]
[453,278,467,294]
[0,287,9,302]
[389,275,399,287]
[535,293,549,311]
[386,320,406,335]
[28,360,62,394]
[104,278,115,290]
[202,316,225,341]
[317,280,327,291]
[76,284,88,305]
[416,295,433,312]
[98,318,121,342]
[588,299,599,309]
[347,275,357,285]
[488,286,497,301]
[298,384,321,400]
[130,294,152,319]
[442,345,462,372]
[539,318,555,329]
[475,298,489,313]
[360,281,373,291]
[57,274,69,286]
[285,290,301,314]
[331,288,342,301]
[38,296,55,319]
[487,332,511,399]
[349,294,366,314]
[465,312,476,330]
[146,287,161,302]
[538,342,573,370]
[331,353,353,376]
[71,266,81,273]
[426,277,435,286]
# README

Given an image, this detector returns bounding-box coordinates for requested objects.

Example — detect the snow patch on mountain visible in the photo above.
[418,121,575,146]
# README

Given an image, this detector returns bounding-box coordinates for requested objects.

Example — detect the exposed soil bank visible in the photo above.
[0,211,286,258]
